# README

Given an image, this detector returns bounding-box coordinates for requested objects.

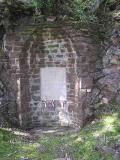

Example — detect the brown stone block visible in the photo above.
[67,72,76,78]
[42,36,49,41]
[77,70,89,77]
[88,56,97,63]
[80,56,87,63]
[20,80,30,86]
[81,78,93,89]
[56,54,64,58]
[57,39,63,43]
[32,68,40,74]
[33,78,40,83]
[67,67,75,72]
[50,49,57,53]
[78,49,89,55]
[67,90,75,96]
[21,95,31,103]
[67,64,74,67]
[48,44,59,48]
[31,85,40,91]
[68,53,75,58]
[51,63,60,67]
[48,55,53,61]
[60,48,66,53]
[68,100,76,106]
[68,58,75,64]
[68,80,76,85]
[10,52,19,58]
[79,37,93,44]
[38,63,45,67]
[76,58,82,64]
[14,36,21,41]
[39,58,45,64]
[35,38,43,43]
[44,50,50,54]
[14,41,24,46]
[32,116,38,121]
[67,96,75,102]
[39,45,46,50]
[32,95,41,101]
[66,76,76,83]
[64,44,73,52]
[46,64,54,67]
[32,74,40,78]
[68,105,75,112]
[59,64,66,67]
[30,47,36,53]
[10,58,16,65]
[30,63,37,69]
[5,35,14,42]
[5,46,12,52]
[78,64,89,71]
[69,84,75,90]
[37,52,45,58]
[54,62,61,65]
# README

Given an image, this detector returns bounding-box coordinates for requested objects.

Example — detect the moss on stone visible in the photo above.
[0,48,4,57]
[47,44,59,49]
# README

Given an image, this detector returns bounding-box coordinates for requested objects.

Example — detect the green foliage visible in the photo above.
[0,104,120,159]
[30,0,71,16]
[30,0,98,23]
[0,0,119,28]
[0,0,33,31]
[0,129,17,160]
[69,0,98,24]
[1,0,115,26]
[31,0,55,8]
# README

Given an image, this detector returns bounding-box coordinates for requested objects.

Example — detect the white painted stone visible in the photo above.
[40,67,67,100]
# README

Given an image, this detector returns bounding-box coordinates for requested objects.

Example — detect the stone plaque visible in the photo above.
[40,67,67,100]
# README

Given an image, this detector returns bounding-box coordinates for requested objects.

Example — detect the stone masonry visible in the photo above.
[3,22,100,129]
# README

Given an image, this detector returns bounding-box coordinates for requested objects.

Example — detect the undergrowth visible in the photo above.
[0,104,120,160]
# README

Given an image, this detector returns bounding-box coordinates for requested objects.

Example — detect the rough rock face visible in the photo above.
[98,25,120,105]
[0,52,18,127]
[90,2,120,109]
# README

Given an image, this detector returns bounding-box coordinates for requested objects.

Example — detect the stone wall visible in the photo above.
[3,22,100,129]
[0,51,18,127]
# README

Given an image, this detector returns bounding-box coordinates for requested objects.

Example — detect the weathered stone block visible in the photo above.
[31,85,40,91]
[81,78,93,89]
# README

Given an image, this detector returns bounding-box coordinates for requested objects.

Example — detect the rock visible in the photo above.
[98,23,120,106]
[47,16,56,22]
[90,88,101,104]
[111,29,120,46]
[103,47,120,67]
[116,94,120,104]
[115,140,120,152]
[96,145,115,155]
[99,72,120,92]
[36,144,47,153]
[98,70,120,103]
[113,151,120,160]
